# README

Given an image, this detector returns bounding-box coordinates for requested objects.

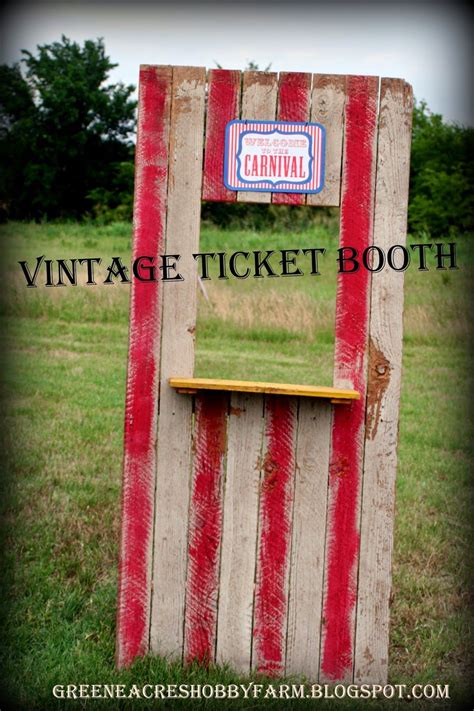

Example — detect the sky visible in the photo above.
[1,0,472,126]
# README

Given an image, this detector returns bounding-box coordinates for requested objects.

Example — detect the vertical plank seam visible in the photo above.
[200,68,210,203]
[351,75,382,682]
[337,80,348,208]
[316,404,334,681]
[249,394,267,671]
[212,394,230,663]
[148,66,173,652]
[180,65,206,662]
[316,78,345,673]
[183,395,197,662]
[303,72,315,206]
[283,397,301,673]
[274,69,283,196]
[237,68,244,122]
[181,392,197,661]
[151,64,177,657]
[155,67,172,422]
[202,68,209,179]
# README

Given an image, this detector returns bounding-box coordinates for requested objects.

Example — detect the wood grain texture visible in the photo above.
[169,377,359,401]
[238,71,278,204]
[120,63,411,684]
[307,74,346,207]
[216,393,265,672]
[253,397,297,676]
[286,400,331,679]
[116,65,172,669]
[354,79,413,684]
[320,75,379,683]
[150,66,206,660]
[184,392,228,664]
[202,69,241,202]
[272,72,311,206]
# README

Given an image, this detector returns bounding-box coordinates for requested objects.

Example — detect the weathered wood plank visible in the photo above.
[286,400,331,679]
[216,393,265,672]
[307,74,346,207]
[252,397,297,675]
[184,392,228,664]
[237,71,278,204]
[150,66,206,660]
[320,75,379,683]
[272,72,311,206]
[169,377,359,401]
[354,78,413,684]
[202,69,241,202]
[116,65,172,669]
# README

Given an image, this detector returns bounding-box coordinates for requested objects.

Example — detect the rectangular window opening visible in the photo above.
[193,202,340,388]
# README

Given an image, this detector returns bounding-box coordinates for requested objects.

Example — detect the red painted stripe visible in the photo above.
[115,66,172,669]
[321,75,378,681]
[273,72,311,205]
[184,393,228,664]
[253,397,296,676]
[202,69,241,202]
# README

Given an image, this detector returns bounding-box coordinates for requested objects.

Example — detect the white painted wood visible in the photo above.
[286,400,332,679]
[237,71,278,204]
[354,78,413,684]
[216,393,265,672]
[307,74,346,208]
[150,66,206,659]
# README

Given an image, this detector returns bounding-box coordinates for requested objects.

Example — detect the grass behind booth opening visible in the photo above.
[0,219,472,709]
[195,211,339,387]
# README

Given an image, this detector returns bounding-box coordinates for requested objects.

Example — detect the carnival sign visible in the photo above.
[224,120,325,194]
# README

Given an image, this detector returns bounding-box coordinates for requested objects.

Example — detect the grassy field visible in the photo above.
[0,220,473,710]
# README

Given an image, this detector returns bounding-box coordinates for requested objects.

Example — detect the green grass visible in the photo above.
[0,220,473,710]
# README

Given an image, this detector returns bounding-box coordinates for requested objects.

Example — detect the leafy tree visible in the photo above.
[408,101,473,236]
[0,36,136,220]
[0,64,34,135]
[0,65,35,220]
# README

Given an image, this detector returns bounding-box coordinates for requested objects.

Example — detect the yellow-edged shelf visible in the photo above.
[169,377,359,404]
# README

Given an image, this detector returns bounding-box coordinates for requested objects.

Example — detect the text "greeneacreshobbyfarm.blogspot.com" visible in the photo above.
[52,681,450,701]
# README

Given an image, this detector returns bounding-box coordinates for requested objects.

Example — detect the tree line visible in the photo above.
[1,36,472,237]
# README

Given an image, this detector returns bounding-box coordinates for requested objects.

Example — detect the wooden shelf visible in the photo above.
[169,377,359,404]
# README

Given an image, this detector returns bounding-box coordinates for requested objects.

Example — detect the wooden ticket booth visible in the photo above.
[115,65,413,683]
